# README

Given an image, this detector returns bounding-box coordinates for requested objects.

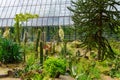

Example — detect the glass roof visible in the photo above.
[0,0,73,27]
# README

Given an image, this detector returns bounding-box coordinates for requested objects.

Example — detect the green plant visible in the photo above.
[23,31,28,62]
[40,41,43,66]
[109,55,120,78]
[43,57,66,78]
[22,54,43,80]
[72,58,101,80]
[0,38,23,63]
[35,29,41,58]
[68,0,120,60]
[24,54,41,72]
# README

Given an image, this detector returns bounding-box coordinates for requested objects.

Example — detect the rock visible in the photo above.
[8,70,14,77]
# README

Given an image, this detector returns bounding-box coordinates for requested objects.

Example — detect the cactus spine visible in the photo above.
[35,29,41,58]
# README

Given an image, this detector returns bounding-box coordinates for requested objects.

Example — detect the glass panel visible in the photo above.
[39,5,45,16]
[31,19,37,26]
[60,5,66,16]
[53,17,59,25]
[10,0,19,6]
[37,18,43,26]
[0,7,4,16]
[46,0,51,4]
[42,0,47,4]
[0,0,74,26]
[10,7,18,18]
[6,7,13,18]
[59,17,64,25]
[47,17,53,25]
[1,0,7,7]
[52,0,60,4]
[44,5,50,16]
[55,5,60,16]
[35,6,40,14]
[16,7,22,14]
[31,0,38,6]
[36,0,42,5]
[2,19,8,27]
[49,5,55,16]
[21,6,26,13]
[42,18,48,26]
[1,7,8,18]
[64,17,70,25]
[7,19,13,26]
[30,6,36,14]
[0,19,3,26]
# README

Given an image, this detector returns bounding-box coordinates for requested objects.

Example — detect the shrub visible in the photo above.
[0,38,23,63]
[21,54,43,80]
[109,55,120,78]
[43,57,66,78]
[72,58,101,80]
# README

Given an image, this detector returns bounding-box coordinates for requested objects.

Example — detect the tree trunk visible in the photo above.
[97,11,103,60]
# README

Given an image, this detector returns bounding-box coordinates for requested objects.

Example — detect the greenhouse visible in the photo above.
[0,0,73,27]
[0,0,120,80]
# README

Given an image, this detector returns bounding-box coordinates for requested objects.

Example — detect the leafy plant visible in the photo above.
[22,54,43,80]
[72,58,101,80]
[109,55,120,78]
[24,54,41,72]
[0,38,23,63]
[43,57,66,78]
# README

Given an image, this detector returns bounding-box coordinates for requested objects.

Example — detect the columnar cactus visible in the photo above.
[40,41,43,66]
[35,29,41,58]
[23,31,28,62]
[23,31,28,45]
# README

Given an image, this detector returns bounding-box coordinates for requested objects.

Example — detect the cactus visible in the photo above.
[23,31,28,45]
[35,29,41,58]
[40,41,43,66]
[14,20,21,44]
[23,31,28,62]
[45,49,48,60]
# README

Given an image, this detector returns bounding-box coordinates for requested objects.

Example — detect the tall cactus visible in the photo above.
[40,41,43,66]
[35,29,41,58]
[40,31,46,66]
[23,31,28,62]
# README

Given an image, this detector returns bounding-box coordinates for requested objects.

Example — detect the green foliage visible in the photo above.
[24,54,41,72]
[43,57,66,78]
[109,55,120,78]
[68,0,120,60]
[31,73,43,80]
[14,13,39,22]
[0,38,23,63]
[21,71,43,80]
[22,54,43,80]
[72,58,100,80]
[14,13,39,43]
